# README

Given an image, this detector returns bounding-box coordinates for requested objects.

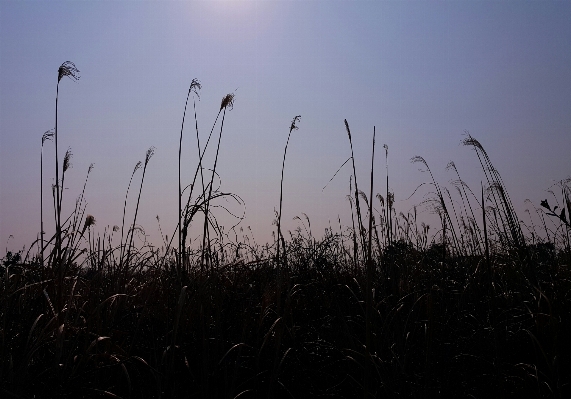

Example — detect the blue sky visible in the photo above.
[1,1,570,254]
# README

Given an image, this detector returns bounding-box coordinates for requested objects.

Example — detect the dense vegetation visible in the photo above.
[2,62,570,398]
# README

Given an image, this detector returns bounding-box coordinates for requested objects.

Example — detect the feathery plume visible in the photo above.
[63,148,73,173]
[290,115,301,133]
[220,93,235,111]
[58,61,80,83]
[190,79,202,98]
[42,129,54,145]
[83,214,96,230]
[145,146,155,166]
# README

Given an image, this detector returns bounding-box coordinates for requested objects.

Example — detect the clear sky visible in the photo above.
[1,1,570,255]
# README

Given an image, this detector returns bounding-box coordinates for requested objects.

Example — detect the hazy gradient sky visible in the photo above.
[1,1,570,254]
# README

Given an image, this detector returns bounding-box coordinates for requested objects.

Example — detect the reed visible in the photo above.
[463,133,525,250]
[200,93,235,271]
[40,129,54,267]
[178,80,201,271]
[2,67,570,399]
[276,115,301,273]
[125,147,155,272]
[54,61,79,266]
[364,127,376,399]
[119,161,142,271]
[345,119,366,263]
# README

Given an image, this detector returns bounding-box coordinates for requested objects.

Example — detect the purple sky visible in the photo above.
[1,1,570,255]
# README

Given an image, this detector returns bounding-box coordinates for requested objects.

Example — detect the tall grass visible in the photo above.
[277,115,301,275]
[200,93,235,271]
[125,147,155,272]
[54,61,79,265]
[1,66,570,399]
[178,79,201,271]
[40,129,54,267]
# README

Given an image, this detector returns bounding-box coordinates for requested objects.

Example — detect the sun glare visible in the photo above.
[198,0,275,43]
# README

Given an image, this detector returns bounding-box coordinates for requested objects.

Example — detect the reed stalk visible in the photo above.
[200,93,235,271]
[276,115,301,273]
[178,80,201,271]
[119,161,141,271]
[125,147,154,271]
[384,144,392,246]
[345,120,366,263]
[54,61,79,266]
[463,134,524,250]
[364,127,376,399]
[40,129,54,267]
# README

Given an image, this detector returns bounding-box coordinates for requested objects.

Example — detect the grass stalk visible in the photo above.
[411,155,460,256]
[54,61,79,267]
[40,129,54,267]
[125,147,154,272]
[178,80,201,271]
[119,161,141,271]
[277,115,301,274]
[345,119,366,263]
[384,144,392,246]
[364,127,376,398]
[200,93,235,271]
[463,134,524,250]
[482,182,490,283]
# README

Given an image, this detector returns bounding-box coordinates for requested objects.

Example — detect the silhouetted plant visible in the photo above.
[276,115,301,272]
[411,155,460,256]
[178,79,201,270]
[125,147,155,270]
[54,61,79,265]
[463,133,525,250]
[40,129,54,267]
[200,93,235,271]
[345,119,366,262]
[541,179,571,251]
[118,160,141,272]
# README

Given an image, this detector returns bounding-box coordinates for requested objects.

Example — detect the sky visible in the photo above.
[1,1,570,256]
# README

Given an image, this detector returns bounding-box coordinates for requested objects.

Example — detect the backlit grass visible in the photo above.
[1,63,570,399]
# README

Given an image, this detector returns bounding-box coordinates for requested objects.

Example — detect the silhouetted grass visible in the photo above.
[1,65,570,399]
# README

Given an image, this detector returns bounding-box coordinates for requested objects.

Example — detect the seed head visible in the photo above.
[446,161,456,172]
[289,115,301,133]
[411,156,428,169]
[84,214,96,230]
[462,133,484,152]
[58,61,80,83]
[190,79,202,98]
[42,129,54,145]
[220,93,235,111]
[344,119,352,141]
[63,148,73,172]
[145,147,155,166]
[387,192,395,208]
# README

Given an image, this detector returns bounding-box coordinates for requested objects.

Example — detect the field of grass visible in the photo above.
[2,62,570,398]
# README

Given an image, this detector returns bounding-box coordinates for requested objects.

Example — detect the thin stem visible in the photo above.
[277,116,301,272]
[365,126,376,399]
[179,86,192,271]
[55,82,61,266]
[345,119,365,263]
[201,108,227,271]
[119,162,141,271]
[126,148,154,272]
